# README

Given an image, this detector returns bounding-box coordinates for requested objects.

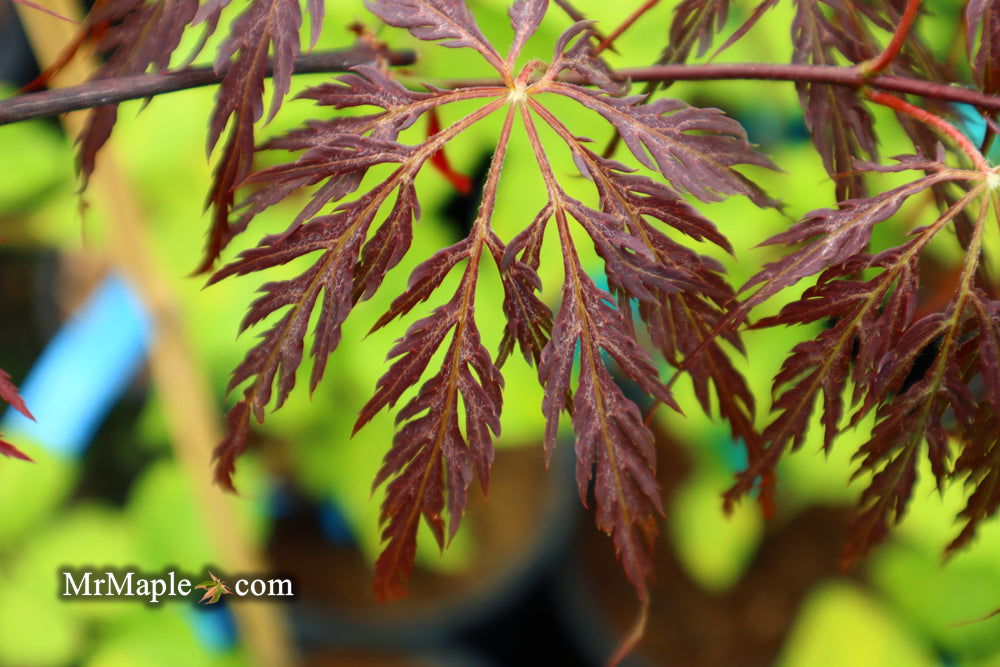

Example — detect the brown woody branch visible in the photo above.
[631,63,1000,112]
[0,47,416,125]
[4,52,1000,126]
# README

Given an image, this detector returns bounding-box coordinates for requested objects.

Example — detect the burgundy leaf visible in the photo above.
[948,407,1000,553]
[211,191,400,488]
[738,172,951,318]
[366,0,504,70]
[966,0,1000,95]
[664,0,729,63]
[551,83,778,207]
[529,96,764,516]
[293,65,435,138]
[195,0,324,272]
[726,268,900,510]
[368,285,502,599]
[728,169,993,556]
[212,69,505,487]
[489,230,552,368]
[842,304,974,565]
[540,268,670,600]
[350,103,520,599]
[236,70,502,239]
[507,0,548,64]
[549,20,628,95]
[362,218,504,598]
[791,0,878,200]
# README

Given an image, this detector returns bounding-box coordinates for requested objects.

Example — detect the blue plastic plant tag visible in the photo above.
[957,103,1000,162]
[1,274,151,458]
[187,602,238,651]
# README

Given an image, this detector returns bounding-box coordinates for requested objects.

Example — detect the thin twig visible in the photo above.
[552,0,614,49]
[862,0,921,75]
[867,89,991,171]
[11,0,77,24]
[595,0,660,55]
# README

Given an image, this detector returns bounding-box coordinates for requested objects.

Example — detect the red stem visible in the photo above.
[595,0,660,55]
[866,89,990,171]
[863,0,921,75]
[552,0,614,51]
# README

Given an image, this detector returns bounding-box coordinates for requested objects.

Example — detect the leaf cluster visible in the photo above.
[8,0,1000,616]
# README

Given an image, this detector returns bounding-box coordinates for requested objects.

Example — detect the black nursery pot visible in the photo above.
[265,442,580,662]
[537,418,858,667]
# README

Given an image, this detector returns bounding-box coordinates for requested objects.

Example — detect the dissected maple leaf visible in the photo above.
[665,0,731,64]
[656,0,778,75]
[531,104,763,490]
[736,171,953,316]
[724,153,1000,565]
[550,85,778,207]
[211,0,774,601]
[194,571,233,604]
[949,406,1000,554]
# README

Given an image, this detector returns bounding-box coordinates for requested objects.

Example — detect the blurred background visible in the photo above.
[2,0,1000,664]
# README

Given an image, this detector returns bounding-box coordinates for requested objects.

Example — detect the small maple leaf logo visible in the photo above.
[194,572,232,605]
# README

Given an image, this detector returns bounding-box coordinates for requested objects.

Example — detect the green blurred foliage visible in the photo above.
[777,581,938,667]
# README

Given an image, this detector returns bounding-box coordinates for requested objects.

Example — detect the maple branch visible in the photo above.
[0,47,416,126]
[438,63,1000,113]
[861,0,921,76]
[8,58,1000,127]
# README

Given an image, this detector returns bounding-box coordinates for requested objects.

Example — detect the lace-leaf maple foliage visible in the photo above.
[207,0,776,601]
[11,0,1000,617]
[723,156,1000,565]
